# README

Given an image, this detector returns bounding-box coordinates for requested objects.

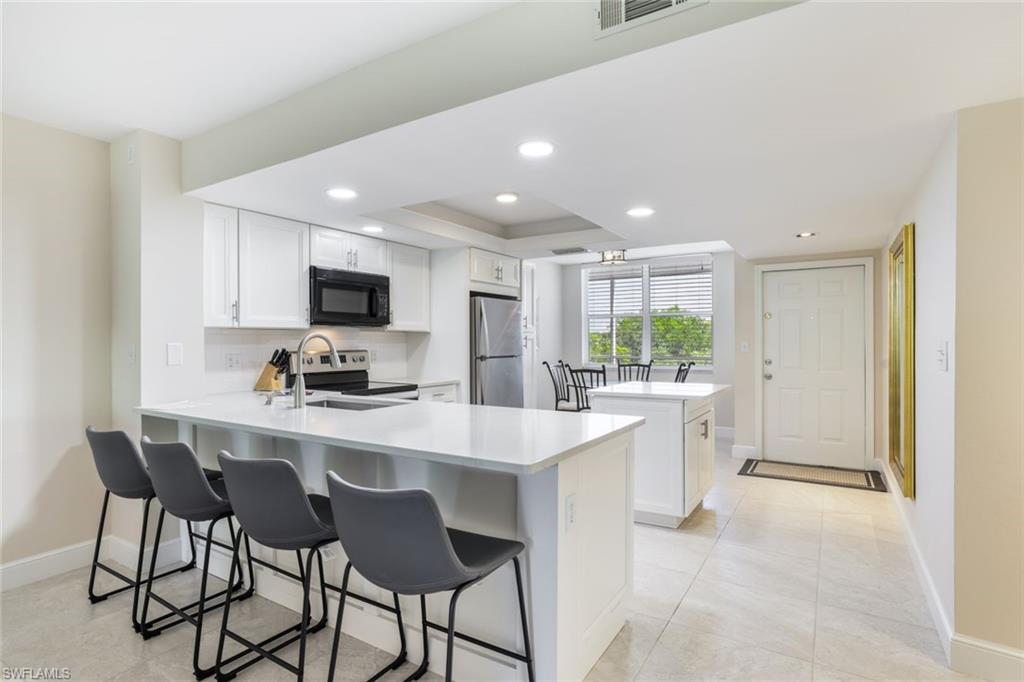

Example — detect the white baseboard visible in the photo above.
[0,539,97,592]
[1,534,184,593]
[715,426,735,440]
[951,634,1024,681]
[731,444,759,460]
[880,463,954,660]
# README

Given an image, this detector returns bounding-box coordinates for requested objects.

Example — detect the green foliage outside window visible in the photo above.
[588,306,712,366]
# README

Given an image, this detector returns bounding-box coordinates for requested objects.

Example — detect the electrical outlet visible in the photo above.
[370,349,378,362]
[225,352,243,370]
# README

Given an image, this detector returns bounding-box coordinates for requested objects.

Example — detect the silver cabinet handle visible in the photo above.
[232,300,239,324]
[346,249,352,268]
[354,249,359,269]
[700,419,709,439]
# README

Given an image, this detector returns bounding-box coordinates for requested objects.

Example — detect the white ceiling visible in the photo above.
[436,193,572,227]
[1,1,508,140]
[191,0,1022,259]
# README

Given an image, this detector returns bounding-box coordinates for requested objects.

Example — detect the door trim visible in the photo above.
[754,257,875,467]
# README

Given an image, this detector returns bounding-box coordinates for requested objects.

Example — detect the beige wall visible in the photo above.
[952,98,1022,651]
[732,249,884,460]
[1,115,111,563]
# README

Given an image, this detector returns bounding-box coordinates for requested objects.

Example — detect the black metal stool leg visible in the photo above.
[513,557,536,682]
[192,515,224,679]
[130,496,154,632]
[138,506,167,635]
[87,490,112,603]
[214,526,244,681]
[296,546,318,682]
[444,584,470,682]
[326,562,353,682]
[405,595,430,682]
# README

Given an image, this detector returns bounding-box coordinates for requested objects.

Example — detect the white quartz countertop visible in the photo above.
[136,391,643,475]
[589,382,731,401]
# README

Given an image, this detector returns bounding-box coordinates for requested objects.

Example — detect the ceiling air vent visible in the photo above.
[597,0,709,37]
[551,247,589,256]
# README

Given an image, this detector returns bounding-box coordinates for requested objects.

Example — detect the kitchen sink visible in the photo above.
[305,399,394,411]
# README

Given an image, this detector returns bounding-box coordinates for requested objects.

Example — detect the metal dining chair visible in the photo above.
[674,361,697,383]
[542,360,578,411]
[566,364,607,410]
[616,361,653,382]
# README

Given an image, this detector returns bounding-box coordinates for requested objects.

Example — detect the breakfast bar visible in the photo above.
[137,392,644,682]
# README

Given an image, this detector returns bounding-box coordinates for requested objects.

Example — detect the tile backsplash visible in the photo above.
[204,327,409,394]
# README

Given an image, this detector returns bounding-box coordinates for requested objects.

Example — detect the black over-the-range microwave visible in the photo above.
[309,266,390,327]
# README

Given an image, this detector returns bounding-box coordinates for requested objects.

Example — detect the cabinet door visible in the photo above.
[419,383,459,403]
[683,416,702,516]
[469,248,501,284]
[389,243,430,331]
[203,204,239,327]
[238,211,310,329]
[699,410,716,496]
[349,234,390,275]
[310,225,352,270]
[498,254,521,287]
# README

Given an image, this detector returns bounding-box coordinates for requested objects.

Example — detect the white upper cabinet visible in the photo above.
[469,248,520,289]
[389,243,430,332]
[238,211,310,329]
[203,204,239,327]
[310,226,390,275]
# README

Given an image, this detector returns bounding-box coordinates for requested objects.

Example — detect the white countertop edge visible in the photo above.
[135,403,643,476]
[588,382,732,401]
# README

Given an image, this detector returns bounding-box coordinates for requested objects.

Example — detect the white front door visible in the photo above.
[763,266,866,468]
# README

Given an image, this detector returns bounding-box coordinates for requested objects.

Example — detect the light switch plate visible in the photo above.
[166,342,183,366]
[740,341,750,353]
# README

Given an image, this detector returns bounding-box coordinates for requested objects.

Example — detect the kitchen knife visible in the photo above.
[270,348,281,366]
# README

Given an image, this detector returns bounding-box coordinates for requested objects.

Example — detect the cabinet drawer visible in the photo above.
[684,397,713,422]
[420,384,458,403]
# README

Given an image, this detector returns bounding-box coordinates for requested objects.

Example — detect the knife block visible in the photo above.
[253,363,284,392]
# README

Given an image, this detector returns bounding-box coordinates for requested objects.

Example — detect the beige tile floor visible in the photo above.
[589,442,976,682]
[0,441,973,681]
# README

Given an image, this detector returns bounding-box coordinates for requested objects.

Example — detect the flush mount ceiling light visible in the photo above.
[600,250,627,265]
[626,207,655,218]
[495,192,519,203]
[795,231,817,238]
[362,225,384,234]
[517,140,555,158]
[326,187,358,200]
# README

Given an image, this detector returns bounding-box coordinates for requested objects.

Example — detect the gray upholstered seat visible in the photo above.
[141,438,232,522]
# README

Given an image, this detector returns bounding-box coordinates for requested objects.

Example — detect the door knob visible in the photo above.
[764,373,773,380]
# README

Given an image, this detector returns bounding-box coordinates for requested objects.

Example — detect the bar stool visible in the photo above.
[84,427,217,631]
[325,472,536,682]
[213,452,334,681]
[137,438,255,679]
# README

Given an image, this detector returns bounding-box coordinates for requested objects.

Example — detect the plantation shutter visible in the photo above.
[649,259,712,316]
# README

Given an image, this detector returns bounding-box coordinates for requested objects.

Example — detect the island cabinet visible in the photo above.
[590,382,729,528]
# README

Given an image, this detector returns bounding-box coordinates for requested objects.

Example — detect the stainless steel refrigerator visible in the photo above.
[470,295,523,407]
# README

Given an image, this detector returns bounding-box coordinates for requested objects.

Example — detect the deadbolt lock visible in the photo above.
[764,358,773,366]
[764,373,774,381]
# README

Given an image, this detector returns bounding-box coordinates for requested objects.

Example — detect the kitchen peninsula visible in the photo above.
[137,392,644,682]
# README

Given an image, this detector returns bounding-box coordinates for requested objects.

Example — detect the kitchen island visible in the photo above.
[137,392,644,682]
[589,382,730,528]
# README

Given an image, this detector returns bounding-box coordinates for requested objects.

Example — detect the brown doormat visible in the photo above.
[738,459,888,492]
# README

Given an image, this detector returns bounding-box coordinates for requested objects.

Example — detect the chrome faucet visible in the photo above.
[293,331,341,408]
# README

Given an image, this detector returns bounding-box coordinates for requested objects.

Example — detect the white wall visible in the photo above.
[560,251,737,427]
[204,328,409,394]
[1,115,110,564]
[528,260,564,409]
[887,123,958,640]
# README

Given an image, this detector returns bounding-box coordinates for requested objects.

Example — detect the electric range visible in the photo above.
[286,349,419,399]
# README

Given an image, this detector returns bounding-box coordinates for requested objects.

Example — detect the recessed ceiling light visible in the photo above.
[495,192,519,203]
[796,231,817,238]
[517,140,554,158]
[626,207,655,218]
[326,187,358,200]
[362,225,384,234]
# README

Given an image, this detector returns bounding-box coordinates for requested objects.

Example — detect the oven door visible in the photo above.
[310,267,390,326]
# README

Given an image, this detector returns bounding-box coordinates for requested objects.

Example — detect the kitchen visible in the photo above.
[5,3,1020,682]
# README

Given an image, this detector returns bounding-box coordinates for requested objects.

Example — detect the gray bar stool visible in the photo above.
[213,452,334,681]
[325,472,536,682]
[138,438,255,679]
[84,427,216,631]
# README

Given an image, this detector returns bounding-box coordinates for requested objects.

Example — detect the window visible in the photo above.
[583,256,713,367]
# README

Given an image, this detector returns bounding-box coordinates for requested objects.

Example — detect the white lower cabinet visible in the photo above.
[418,382,459,403]
[237,211,310,329]
[388,243,430,331]
[589,393,715,528]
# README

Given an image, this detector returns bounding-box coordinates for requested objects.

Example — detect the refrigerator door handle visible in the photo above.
[476,357,486,405]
